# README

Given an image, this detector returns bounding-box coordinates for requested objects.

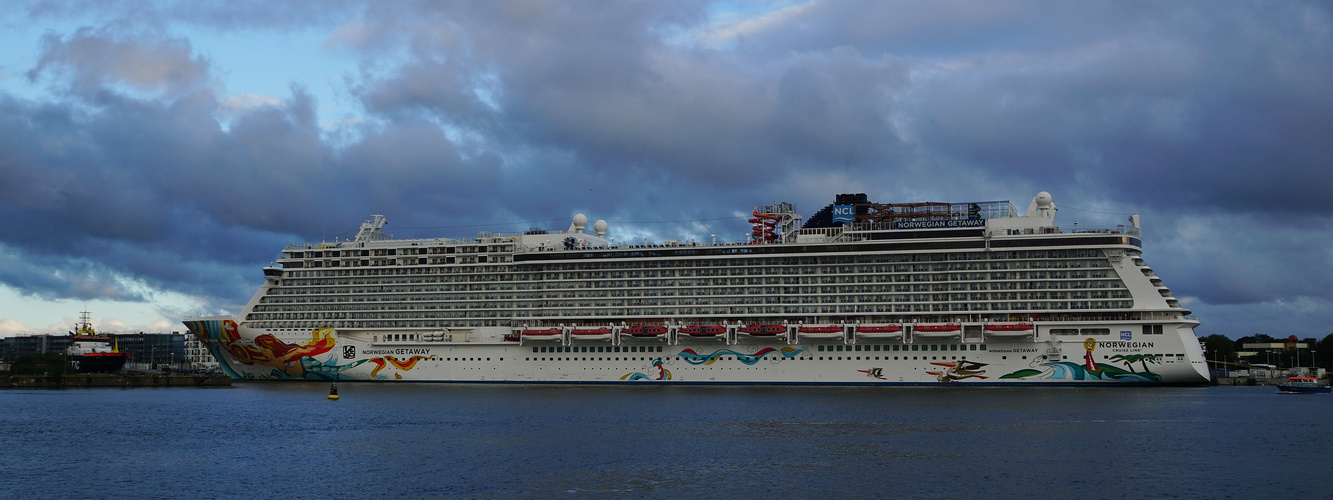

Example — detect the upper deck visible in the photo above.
[277,191,1142,266]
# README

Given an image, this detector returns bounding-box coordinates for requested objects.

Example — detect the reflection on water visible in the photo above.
[0,384,1327,498]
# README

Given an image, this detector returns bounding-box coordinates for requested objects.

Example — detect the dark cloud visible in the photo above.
[1,1,1331,336]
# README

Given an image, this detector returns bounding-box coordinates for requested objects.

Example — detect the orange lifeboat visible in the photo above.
[738,324,786,336]
[678,325,725,336]
[797,325,842,334]
[522,328,562,338]
[983,323,1034,331]
[856,325,903,334]
[912,324,962,337]
[984,323,1036,337]
[622,325,668,337]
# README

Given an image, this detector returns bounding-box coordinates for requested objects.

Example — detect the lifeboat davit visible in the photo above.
[678,325,725,337]
[738,324,786,336]
[622,325,668,337]
[855,324,903,338]
[984,323,1036,337]
[912,324,962,337]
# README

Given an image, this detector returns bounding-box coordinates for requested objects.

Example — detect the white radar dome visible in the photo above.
[1035,191,1053,208]
[571,213,588,232]
[593,219,608,237]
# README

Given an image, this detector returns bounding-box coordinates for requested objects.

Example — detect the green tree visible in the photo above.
[10,353,67,375]
[1200,334,1237,365]
[1316,334,1333,369]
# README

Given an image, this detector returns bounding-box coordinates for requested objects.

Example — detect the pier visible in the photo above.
[0,373,230,389]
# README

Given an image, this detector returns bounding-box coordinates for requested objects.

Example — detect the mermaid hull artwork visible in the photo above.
[183,317,1209,385]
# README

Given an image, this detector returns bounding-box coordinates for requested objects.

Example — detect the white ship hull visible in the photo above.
[184,317,1209,385]
[184,191,1211,386]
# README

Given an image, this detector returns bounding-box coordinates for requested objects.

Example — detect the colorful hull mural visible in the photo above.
[182,319,1208,384]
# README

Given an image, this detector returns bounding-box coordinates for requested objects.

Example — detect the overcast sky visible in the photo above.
[0,1,1329,338]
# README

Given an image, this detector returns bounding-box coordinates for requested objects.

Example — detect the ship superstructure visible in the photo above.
[184,192,1209,385]
[67,311,129,373]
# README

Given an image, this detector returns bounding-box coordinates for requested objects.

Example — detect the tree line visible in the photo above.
[1199,333,1333,369]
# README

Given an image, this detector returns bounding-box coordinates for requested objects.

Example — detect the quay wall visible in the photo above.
[0,373,230,389]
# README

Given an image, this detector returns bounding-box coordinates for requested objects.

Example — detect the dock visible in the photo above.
[0,373,231,389]
[1214,376,1327,387]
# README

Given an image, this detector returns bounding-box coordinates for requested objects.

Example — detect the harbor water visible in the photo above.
[1,384,1328,498]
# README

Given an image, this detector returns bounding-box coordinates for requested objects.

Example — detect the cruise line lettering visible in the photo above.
[894,219,987,229]
[1098,341,1154,349]
[832,205,855,223]
[362,348,432,356]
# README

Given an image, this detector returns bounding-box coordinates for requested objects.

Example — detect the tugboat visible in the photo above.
[66,312,129,373]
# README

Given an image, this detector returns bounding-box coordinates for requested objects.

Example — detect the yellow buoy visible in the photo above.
[328,383,339,400]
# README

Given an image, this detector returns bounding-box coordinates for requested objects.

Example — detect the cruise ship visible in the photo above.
[183,192,1210,385]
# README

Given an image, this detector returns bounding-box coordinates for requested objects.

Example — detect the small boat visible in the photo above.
[912,324,962,337]
[678,325,725,337]
[797,325,844,338]
[1277,376,1330,394]
[855,324,903,338]
[521,328,563,340]
[570,327,613,340]
[984,323,1035,337]
[738,324,786,336]
[622,325,668,337]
